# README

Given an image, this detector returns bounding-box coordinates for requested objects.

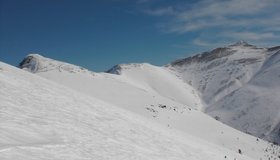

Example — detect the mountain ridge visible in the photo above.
[3,56,279,160]
[166,43,280,144]
[18,42,280,145]
[4,61,253,160]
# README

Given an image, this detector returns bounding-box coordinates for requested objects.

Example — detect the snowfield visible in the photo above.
[0,62,260,160]
[1,41,279,159]
[5,41,278,159]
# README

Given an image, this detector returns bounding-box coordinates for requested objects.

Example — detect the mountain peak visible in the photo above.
[229,40,254,47]
[26,53,44,59]
[19,53,92,74]
[234,40,248,45]
[19,53,45,73]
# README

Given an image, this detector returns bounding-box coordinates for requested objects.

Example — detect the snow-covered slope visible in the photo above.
[1,61,255,160]
[17,52,280,159]
[167,41,267,104]
[206,50,280,144]
[107,63,203,110]
[19,54,202,112]
[167,41,280,144]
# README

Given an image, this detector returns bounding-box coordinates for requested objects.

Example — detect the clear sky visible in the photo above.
[1,0,279,71]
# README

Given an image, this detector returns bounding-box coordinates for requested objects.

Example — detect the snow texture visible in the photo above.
[167,42,280,144]
[14,42,280,159]
[0,62,263,160]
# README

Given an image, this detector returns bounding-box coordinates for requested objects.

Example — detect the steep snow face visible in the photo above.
[207,50,280,144]
[0,61,262,160]
[167,44,267,105]
[167,42,280,143]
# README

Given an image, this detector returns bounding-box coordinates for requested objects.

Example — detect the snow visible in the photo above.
[0,61,258,160]
[206,50,280,144]
[167,43,280,144]
[16,50,280,159]
[107,63,203,110]
[19,55,204,120]
[229,40,254,47]
[167,45,267,105]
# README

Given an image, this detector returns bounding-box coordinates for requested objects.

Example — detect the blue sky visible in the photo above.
[0,0,279,71]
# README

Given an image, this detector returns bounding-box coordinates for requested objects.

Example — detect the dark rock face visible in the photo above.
[232,58,261,65]
[106,63,145,75]
[229,41,255,47]
[18,55,38,73]
[19,54,94,74]
[19,55,32,68]
[106,65,122,75]
[268,46,280,52]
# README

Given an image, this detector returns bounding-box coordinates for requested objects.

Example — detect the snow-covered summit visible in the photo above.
[19,54,93,75]
[168,47,234,67]
[169,42,266,68]
[19,54,44,72]
[229,40,254,47]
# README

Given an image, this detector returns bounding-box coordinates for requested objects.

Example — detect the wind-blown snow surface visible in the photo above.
[0,62,253,160]
[16,51,280,159]
[167,42,280,144]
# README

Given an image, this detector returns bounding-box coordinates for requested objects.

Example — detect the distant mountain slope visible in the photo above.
[167,42,280,144]
[167,41,267,104]
[2,61,254,160]
[206,50,280,144]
